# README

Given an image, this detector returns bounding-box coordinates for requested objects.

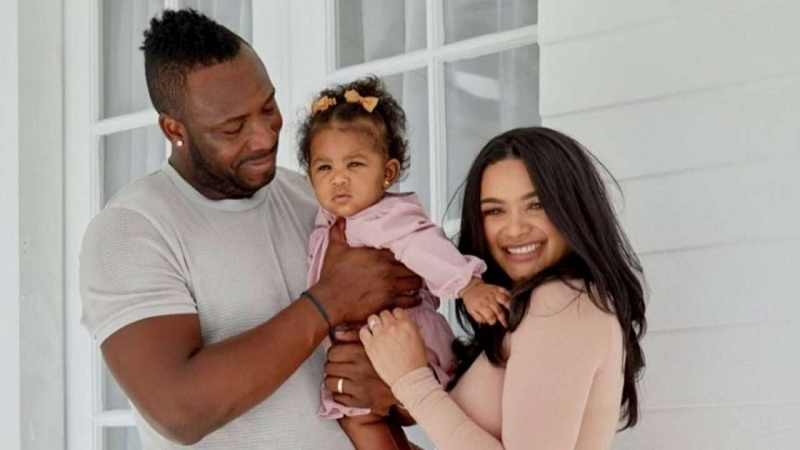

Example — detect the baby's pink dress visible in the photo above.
[307,193,486,419]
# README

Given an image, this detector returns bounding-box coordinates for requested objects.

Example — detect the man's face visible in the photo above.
[180,46,282,199]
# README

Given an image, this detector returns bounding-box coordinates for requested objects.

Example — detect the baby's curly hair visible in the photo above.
[297,76,409,177]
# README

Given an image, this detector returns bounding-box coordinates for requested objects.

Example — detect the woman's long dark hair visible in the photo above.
[448,127,647,430]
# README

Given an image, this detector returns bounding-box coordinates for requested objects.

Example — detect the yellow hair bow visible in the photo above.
[344,89,379,113]
[311,96,337,116]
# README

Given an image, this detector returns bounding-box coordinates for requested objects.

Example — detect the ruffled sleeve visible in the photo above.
[346,194,486,299]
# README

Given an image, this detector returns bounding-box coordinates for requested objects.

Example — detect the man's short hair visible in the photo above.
[141,9,244,116]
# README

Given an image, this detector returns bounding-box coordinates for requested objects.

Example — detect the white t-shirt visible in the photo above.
[80,162,353,449]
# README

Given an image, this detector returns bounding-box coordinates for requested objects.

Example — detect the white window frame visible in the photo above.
[257,0,539,322]
[64,0,204,448]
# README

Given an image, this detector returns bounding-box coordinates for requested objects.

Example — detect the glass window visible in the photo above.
[445,44,540,219]
[102,125,166,205]
[103,427,142,450]
[335,0,427,68]
[103,360,130,411]
[382,69,431,214]
[180,0,253,42]
[101,1,253,119]
[443,0,537,44]
[101,0,163,118]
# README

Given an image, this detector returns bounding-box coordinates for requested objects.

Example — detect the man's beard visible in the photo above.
[186,133,275,199]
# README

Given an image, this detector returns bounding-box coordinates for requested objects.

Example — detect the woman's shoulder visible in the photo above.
[513,279,620,352]
[527,279,613,318]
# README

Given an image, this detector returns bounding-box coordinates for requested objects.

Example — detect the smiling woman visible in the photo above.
[360,126,647,450]
[479,159,570,286]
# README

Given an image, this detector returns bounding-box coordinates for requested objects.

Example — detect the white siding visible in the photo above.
[540,1,800,448]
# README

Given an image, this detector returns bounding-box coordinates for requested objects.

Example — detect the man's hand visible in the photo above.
[313,220,422,325]
[323,330,398,416]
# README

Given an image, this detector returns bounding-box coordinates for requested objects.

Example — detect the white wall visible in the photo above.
[540,1,800,448]
[18,0,66,448]
[0,0,21,447]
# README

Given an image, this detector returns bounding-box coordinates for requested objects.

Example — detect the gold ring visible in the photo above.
[336,377,344,394]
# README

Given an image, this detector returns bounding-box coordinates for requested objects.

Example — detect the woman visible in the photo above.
[359,127,647,449]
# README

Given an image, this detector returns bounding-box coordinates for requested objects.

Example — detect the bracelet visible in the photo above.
[302,290,337,343]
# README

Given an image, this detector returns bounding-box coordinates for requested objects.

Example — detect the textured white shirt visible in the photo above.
[80,161,353,449]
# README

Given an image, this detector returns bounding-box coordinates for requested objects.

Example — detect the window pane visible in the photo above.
[101,0,163,118]
[103,427,142,450]
[102,1,253,119]
[335,0,426,69]
[179,0,253,42]
[102,125,166,205]
[444,45,540,220]
[102,360,130,411]
[443,0,537,44]
[382,69,431,215]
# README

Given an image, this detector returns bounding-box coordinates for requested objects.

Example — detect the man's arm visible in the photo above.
[103,298,328,445]
[100,220,421,445]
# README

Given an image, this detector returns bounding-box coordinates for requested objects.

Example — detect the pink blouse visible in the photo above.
[307,193,486,419]
[392,280,625,449]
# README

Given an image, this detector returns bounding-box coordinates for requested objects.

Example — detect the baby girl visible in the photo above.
[297,76,510,448]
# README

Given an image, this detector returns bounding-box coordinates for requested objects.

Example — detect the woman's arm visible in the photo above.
[376,286,616,449]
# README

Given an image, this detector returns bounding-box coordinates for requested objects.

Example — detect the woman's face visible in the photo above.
[480,158,570,287]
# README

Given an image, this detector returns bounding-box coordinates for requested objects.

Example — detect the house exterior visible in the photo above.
[2,1,798,448]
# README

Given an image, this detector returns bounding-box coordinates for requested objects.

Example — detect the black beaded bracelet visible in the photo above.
[302,290,337,343]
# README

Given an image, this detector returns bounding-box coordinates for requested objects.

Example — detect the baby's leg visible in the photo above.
[339,414,411,450]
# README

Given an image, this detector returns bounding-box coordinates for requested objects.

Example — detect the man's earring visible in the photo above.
[176,139,183,147]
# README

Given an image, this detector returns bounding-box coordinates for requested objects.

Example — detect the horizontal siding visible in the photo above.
[545,75,800,180]
[618,158,800,254]
[541,5,800,115]
[614,402,800,449]
[541,1,800,448]
[539,0,797,44]
[641,239,800,331]
[641,323,800,406]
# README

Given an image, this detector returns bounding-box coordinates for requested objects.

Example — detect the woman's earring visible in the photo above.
[383,180,391,188]
[176,139,183,147]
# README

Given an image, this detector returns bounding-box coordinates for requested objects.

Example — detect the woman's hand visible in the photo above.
[360,308,429,387]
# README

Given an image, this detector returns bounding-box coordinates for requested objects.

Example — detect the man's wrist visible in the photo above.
[307,282,343,326]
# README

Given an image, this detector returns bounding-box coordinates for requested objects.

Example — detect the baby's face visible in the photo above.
[309,126,396,217]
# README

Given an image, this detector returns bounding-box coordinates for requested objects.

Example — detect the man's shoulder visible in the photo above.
[104,169,177,215]
[88,169,183,241]
[273,167,315,199]
[270,167,318,217]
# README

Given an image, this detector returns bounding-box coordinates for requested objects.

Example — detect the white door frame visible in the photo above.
[64,0,97,447]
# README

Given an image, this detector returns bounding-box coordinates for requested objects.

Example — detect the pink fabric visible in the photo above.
[308,193,486,419]
[390,281,626,450]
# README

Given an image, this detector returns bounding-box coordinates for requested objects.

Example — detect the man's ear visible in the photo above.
[158,113,186,148]
[383,158,401,188]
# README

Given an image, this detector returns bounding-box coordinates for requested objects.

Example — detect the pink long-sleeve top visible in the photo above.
[307,193,487,419]
[392,280,625,450]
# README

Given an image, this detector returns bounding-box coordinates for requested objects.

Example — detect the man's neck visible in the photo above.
[168,155,230,201]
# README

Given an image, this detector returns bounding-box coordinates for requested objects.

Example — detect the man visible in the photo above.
[81,10,419,448]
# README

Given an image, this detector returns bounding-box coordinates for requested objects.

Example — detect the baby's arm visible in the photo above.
[459,278,511,327]
[348,195,486,300]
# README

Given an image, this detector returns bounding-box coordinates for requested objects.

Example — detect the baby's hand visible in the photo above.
[459,278,511,327]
